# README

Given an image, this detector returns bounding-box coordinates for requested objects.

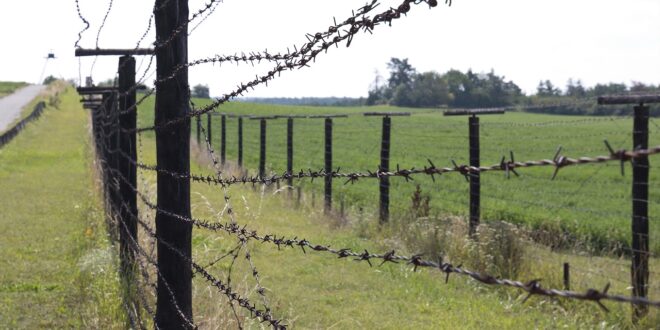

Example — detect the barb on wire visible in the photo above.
[131,185,660,310]
[117,143,660,187]
[136,0,447,131]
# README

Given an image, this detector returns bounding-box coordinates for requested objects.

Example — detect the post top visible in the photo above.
[363,111,411,117]
[597,94,660,105]
[443,108,506,116]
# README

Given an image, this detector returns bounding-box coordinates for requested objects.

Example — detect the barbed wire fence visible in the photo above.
[71,0,660,328]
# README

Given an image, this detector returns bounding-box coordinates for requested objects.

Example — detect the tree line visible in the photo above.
[367,58,660,115]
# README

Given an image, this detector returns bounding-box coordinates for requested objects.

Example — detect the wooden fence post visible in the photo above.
[117,55,138,277]
[238,116,243,168]
[632,104,650,320]
[196,115,201,145]
[379,116,391,223]
[598,95,658,322]
[154,0,193,326]
[324,118,333,214]
[221,114,226,166]
[206,112,212,146]
[468,115,480,236]
[259,118,266,178]
[444,109,505,236]
[563,262,570,290]
[287,117,294,196]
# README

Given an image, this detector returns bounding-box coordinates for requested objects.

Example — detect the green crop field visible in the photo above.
[136,96,660,254]
[0,81,27,98]
[128,95,660,328]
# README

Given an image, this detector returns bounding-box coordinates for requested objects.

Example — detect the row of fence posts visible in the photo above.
[196,101,654,321]
[74,0,655,323]
[0,101,47,148]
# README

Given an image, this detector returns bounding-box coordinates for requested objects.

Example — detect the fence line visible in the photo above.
[73,0,660,328]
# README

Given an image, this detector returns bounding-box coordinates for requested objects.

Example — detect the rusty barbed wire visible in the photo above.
[130,202,286,329]
[74,0,90,49]
[116,143,660,188]
[126,181,660,310]
[153,0,224,50]
[135,0,447,132]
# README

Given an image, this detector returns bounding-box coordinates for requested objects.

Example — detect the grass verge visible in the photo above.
[0,83,125,328]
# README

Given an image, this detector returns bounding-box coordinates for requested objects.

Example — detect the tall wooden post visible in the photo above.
[468,115,480,236]
[196,115,201,145]
[220,114,226,165]
[324,118,333,214]
[598,95,659,322]
[117,55,138,276]
[259,118,266,178]
[444,108,505,236]
[287,117,294,194]
[632,104,649,320]
[238,117,243,168]
[154,0,193,327]
[206,112,212,146]
[379,116,391,223]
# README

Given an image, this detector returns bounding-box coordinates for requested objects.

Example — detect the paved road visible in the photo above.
[0,85,45,132]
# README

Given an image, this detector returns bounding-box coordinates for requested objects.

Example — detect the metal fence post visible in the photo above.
[563,262,570,290]
[154,0,193,326]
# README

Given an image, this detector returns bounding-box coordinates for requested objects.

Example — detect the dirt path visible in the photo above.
[0,85,45,132]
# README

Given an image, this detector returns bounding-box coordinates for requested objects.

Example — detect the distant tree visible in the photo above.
[565,78,586,97]
[42,75,57,85]
[97,78,116,87]
[588,82,627,97]
[536,80,561,96]
[386,58,416,89]
[408,72,452,108]
[192,84,210,98]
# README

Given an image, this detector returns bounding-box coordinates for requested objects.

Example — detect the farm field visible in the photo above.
[129,96,660,328]
[136,96,660,254]
[0,81,27,99]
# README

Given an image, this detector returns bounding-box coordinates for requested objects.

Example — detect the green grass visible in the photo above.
[136,96,660,254]
[129,97,659,328]
[0,81,27,99]
[0,85,125,328]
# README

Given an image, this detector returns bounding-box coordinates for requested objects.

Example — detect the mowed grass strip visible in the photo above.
[0,84,124,328]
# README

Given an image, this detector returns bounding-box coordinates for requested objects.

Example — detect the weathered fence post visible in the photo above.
[206,112,212,146]
[468,115,480,236]
[598,95,660,321]
[259,118,267,178]
[632,104,650,320]
[221,114,226,166]
[444,109,505,236]
[107,92,121,223]
[563,262,570,290]
[196,115,201,145]
[154,0,193,326]
[287,117,294,195]
[324,117,332,214]
[364,112,410,224]
[117,55,138,277]
[238,116,243,168]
